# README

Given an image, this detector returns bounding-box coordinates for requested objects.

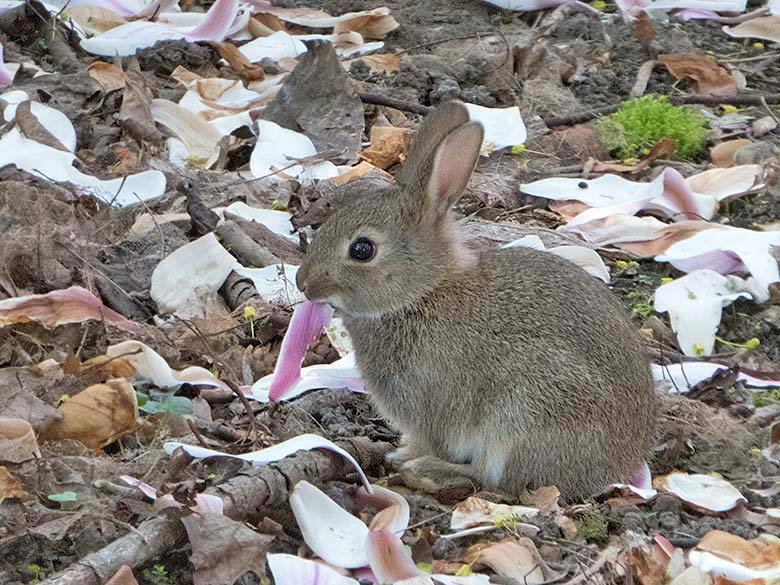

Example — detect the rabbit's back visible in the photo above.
[346,246,656,498]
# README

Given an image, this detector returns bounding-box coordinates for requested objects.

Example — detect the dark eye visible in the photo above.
[349,237,376,262]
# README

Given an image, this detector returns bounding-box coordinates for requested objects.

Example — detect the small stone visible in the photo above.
[659,511,680,531]
[621,511,645,533]
[653,493,682,514]
[735,141,780,165]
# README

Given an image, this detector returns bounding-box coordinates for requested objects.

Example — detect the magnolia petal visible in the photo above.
[521,172,664,208]
[151,99,223,168]
[366,529,421,583]
[724,15,780,42]
[652,361,780,392]
[239,30,308,62]
[354,484,410,534]
[676,7,728,19]
[250,120,338,182]
[291,481,370,569]
[650,0,746,11]
[559,214,671,246]
[268,300,334,401]
[0,42,14,89]
[120,474,159,499]
[657,473,746,512]
[656,226,780,301]
[0,286,142,332]
[548,246,610,283]
[233,264,303,305]
[267,554,359,585]
[654,167,717,220]
[653,270,753,357]
[463,103,526,153]
[0,128,165,205]
[252,354,365,402]
[106,340,231,391]
[501,235,546,251]
[481,0,569,9]
[685,164,763,201]
[164,433,370,489]
[187,0,238,40]
[689,531,780,581]
[223,201,296,241]
[450,497,539,531]
[150,233,238,315]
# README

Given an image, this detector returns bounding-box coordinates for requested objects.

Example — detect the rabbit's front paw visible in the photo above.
[399,456,480,494]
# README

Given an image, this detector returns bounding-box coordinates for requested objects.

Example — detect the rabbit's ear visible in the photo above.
[424,121,484,217]
[397,102,484,221]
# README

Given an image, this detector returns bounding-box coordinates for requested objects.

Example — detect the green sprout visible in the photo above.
[244,305,257,338]
[596,96,709,160]
[716,336,760,351]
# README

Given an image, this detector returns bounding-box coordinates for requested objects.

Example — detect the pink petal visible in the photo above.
[366,530,422,584]
[354,485,410,534]
[187,0,239,40]
[269,300,334,401]
[629,461,653,490]
[119,475,159,499]
[0,42,15,89]
[666,249,747,275]
[268,554,360,585]
[676,7,723,19]
[655,168,717,221]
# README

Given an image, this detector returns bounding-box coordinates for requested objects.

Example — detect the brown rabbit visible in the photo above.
[296,101,656,500]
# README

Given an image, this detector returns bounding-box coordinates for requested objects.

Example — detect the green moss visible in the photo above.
[596,96,709,160]
[575,508,609,544]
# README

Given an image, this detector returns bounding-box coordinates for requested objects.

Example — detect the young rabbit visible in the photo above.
[295,101,656,500]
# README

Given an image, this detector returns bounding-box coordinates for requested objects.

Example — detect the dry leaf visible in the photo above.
[38,379,139,450]
[658,53,737,98]
[88,61,127,92]
[182,513,274,585]
[213,42,264,82]
[635,12,656,51]
[711,139,751,167]
[629,547,668,585]
[464,538,560,584]
[451,497,538,530]
[0,417,41,463]
[358,125,414,169]
[520,485,561,514]
[724,16,780,44]
[119,59,164,144]
[249,13,287,36]
[79,354,138,385]
[333,12,400,39]
[591,138,676,173]
[330,160,393,186]
[0,466,28,502]
[106,566,139,585]
[342,53,401,73]
[15,101,70,152]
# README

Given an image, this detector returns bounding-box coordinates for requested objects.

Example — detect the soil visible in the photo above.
[1,0,780,583]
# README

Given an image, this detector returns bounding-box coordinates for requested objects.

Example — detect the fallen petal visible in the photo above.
[657,473,746,512]
[250,119,339,182]
[252,354,365,402]
[463,103,527,153]
[239,29,308,62]
[267,554,359,585]
[268,300,334,401]
[163,433,371,489]
[0,286,141,332]
[652,361,780,391]
[689,530,780,581]
[724,16,780,43]
[685,164,763,201]
[223,201,296,241]
[354,484,410,534]
[233,265,303,305]
[653,270,753,357]
[366,529,421,583]
[0,42,14,89]
[291,481,370,569]
[150,99,223,168]
[450,496,539,531]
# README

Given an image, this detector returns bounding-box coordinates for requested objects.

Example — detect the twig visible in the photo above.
[358,92,433,116]
[562,545,618,585]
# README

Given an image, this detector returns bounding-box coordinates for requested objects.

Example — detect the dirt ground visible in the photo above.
[2,0,780,583]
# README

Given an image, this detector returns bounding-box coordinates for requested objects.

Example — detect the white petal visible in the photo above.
[652,362,780,392]
[150,233,238,315]
[233,264,302,305]
[106,340,231,391]
[649,0,746,10]
[268,554,359,585]
[501,235,546,250]
[290,481,370,569]
[685,165,764,201]
[251,355,365,402]
[223,201,296,241]
[151,99,223,168]
[658,473,746,512]
[481,0,569,9]
[3,100,76,151]
[450,497,539,530]
[463,103,527,153]
[521,173,664,207]
[163,433,371,489]
[688,551,780,581]
[250,120,338,183]
[548,246,610,283]
[239,30,307,62]
[653,270,752,357]
[354,484,410,534]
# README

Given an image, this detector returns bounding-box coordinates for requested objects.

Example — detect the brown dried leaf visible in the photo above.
[724,16,780,43]
[330,160,392,186]
[38,380,139,450]
[658,53,737,98]
[88,61,127,93]
[15,100,69,152]
[0,466,28,502]
[464,538,561,584]
[711,139,751,168]
[358,125,414,169]
[520,485,561,514]
[118,59,164,144]
[629,547,667,585]
[106,566,139,585]
[695,530,780,569]
[635,12,656,52]
[249,12,287,36]
[591,137,676,173]
[183,513,273,585]
[213,42,264,83]
[343,53,401,73]
[0,417,41,463]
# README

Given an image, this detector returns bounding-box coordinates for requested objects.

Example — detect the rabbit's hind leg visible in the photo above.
[398,455,481,494]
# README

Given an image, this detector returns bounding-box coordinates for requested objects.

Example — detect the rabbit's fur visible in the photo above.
[296,102,656,500]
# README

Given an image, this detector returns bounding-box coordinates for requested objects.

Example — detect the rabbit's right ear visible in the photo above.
[397,102,484,222]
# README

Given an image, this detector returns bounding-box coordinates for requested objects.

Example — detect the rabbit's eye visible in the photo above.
[349,237,376,262]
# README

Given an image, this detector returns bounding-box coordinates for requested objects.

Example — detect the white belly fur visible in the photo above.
[444,433,508,487]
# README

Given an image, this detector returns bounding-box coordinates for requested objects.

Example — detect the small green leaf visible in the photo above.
[416,562,433,574]
[455,564,473,577]
[692,343,706,357]
[135,392,149,407]
[48,491,78,502]
[164,396,193,416]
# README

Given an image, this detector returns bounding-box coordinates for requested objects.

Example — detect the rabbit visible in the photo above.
[295,101,656,500]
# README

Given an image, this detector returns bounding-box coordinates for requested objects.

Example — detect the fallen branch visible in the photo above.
[357,91,780,128]
[39,438,392,585]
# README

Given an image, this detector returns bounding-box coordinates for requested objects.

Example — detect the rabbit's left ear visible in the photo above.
[424,121,484,218]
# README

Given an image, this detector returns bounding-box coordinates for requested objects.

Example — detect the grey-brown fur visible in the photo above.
[296,102,656,500]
